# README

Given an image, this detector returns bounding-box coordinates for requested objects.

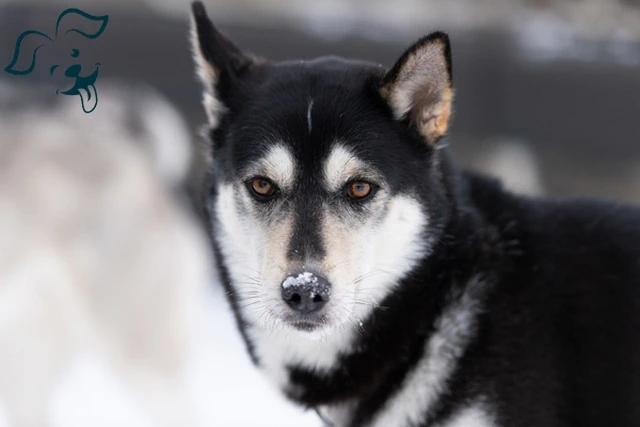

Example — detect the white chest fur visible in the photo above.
[249,325,357,392]
[319,402,496,427]
[437,403,496,427]
[314,277,488,427]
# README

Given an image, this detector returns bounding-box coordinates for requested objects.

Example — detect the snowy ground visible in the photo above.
[0,287,320,427]
[0,81,320,427]
[182,286,321,427]
[48,287,320,427]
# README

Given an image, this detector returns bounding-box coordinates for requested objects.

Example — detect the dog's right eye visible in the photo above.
[247,177,277,201]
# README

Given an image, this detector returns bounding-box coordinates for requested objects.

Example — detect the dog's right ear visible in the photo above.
[190,1,258,127]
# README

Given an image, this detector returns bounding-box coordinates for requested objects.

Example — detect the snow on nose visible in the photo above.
[282,272,317,289]
[281,271,331,314]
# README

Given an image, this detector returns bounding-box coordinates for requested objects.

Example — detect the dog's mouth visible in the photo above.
[284,313,328,332]
[290,321,321,332]
[57,63,101,113]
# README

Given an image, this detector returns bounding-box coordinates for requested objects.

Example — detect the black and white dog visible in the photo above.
[189,3,640,426]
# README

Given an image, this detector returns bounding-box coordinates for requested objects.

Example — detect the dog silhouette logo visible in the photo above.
[4,8,109,113]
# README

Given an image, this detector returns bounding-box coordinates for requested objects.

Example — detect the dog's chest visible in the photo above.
[249,326,357,390]
[319,401,495,427]
[317,402,356,426]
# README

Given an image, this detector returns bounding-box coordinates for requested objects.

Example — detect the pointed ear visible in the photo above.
[55,8,109,39]
[379,32,453,146]
[189,1,259,127]
[4,30,53,76]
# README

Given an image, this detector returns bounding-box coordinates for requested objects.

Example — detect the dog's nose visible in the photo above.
[65,64,82,78]
[281,271,331,314]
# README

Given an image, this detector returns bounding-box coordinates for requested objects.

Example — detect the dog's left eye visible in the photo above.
[346,181,374,200]
[247,177,277,200]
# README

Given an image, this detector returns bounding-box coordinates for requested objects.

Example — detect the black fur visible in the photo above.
[191,2,640,425]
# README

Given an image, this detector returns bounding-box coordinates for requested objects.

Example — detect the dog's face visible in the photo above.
[4,8,108,113]
[191,3,454,337]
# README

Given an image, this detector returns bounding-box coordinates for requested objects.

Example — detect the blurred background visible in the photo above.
[0,0,638,426]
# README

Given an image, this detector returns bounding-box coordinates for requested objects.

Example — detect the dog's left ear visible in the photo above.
[379,32,453,146]
[190,1,259,127]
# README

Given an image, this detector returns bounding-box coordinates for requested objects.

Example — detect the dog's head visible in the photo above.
[4,8,108,113]
[191,2,454,336]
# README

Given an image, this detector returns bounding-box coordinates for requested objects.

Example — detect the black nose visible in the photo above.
[281,271,331,314]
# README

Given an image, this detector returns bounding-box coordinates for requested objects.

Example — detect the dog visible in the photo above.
[189,2,640,426]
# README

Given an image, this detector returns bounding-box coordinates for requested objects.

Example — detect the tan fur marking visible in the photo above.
[420,86,453,143]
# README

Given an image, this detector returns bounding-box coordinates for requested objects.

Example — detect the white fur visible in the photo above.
[307,99,314,133]
[189,16,226,128]
[438,402,496,427]
[368,277,485,427]
[243,144,297,190]
[323,401,497,427]
[352,195,431,320]
[213,185,263,307]
[319,401,355,427]
[323,144,368,192]
[250,324,358,390]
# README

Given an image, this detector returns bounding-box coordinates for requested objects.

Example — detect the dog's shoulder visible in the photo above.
[463,169,640,253]
[463,169,640,305]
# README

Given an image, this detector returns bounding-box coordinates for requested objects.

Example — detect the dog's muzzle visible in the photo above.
[281,271,331,314]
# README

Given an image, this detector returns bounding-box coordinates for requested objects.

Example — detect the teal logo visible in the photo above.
[4,8,109,113]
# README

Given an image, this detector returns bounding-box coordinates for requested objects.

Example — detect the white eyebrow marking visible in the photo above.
[244,144,296,189]
[323,144,368,192]
[307,99,314,133]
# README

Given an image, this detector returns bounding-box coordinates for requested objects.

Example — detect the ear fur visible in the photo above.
[189,1,258,127]
[379,32,453,146]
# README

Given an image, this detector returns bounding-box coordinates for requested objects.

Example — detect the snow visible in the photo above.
[282,272,318,289]
[0,399,8,427]
[49,354,155,427]
[183,286,322,427]
[42,286,321,427]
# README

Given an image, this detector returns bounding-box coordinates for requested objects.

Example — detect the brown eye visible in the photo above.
[250,178,276,198]
[347,181,373,199]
